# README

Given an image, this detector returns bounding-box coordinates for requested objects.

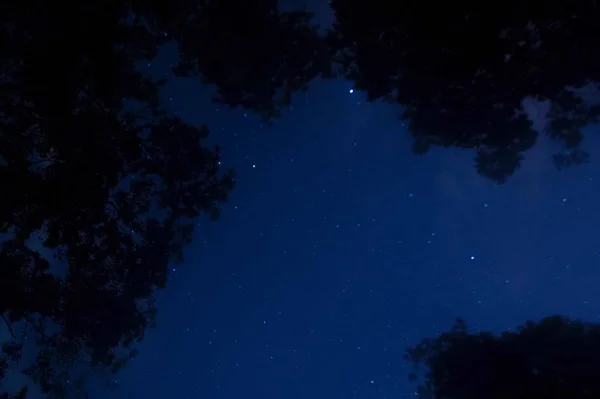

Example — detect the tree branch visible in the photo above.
[1,314,17,341]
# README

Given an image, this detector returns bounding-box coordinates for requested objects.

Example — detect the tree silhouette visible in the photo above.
[170,1,600,182]
[6,0,600,395]
[327,0,600,183]
[169,0,335,122]
[1,2,233,396]
[405,315,600,398]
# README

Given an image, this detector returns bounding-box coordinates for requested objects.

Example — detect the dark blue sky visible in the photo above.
[93,5,600,399]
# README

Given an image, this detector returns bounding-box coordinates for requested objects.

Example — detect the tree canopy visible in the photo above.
[168,0,600,183]
[326,0,600,183]
[170,0,334,121]
[3,0,600,396]
[405,315,600,398]
[1,2,233,396]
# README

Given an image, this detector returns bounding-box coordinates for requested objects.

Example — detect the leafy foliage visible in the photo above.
[123,1,600,183]
[406,315,600,398]
[170,0,335,122]
[4,0,600,396]
[0,1,233,396]
[327,0,600,182]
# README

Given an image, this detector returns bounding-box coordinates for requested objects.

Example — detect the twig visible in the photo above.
[22,314,52,343]
[1,313,17,340]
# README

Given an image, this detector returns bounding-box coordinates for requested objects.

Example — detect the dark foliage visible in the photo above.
[4,0,600,395]
[406,315,600,398]
[0,1,233,396]
[327,0,600,183]
[132,1,600,183]
[170,0,335,122]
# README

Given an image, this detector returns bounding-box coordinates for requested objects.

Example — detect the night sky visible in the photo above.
[91,3,600,398]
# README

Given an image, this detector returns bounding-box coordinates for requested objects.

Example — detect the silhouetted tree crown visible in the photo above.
[325,0,600,182]
[169,1,600,183]
[406,315,600,399]
[1,1,233,396]
[170,0,335,121]
[4,0,600,396]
